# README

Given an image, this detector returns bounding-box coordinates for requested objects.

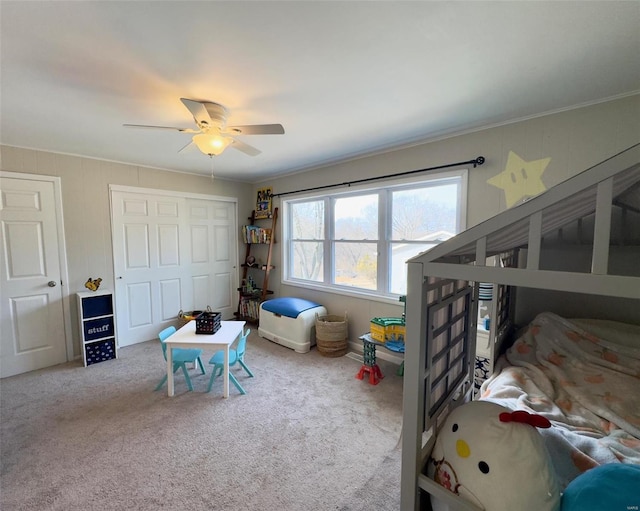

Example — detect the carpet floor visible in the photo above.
[1,330,403,510]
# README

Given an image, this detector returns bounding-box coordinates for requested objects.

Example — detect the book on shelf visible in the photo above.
[239,297,260,320]
[242,225,272,244]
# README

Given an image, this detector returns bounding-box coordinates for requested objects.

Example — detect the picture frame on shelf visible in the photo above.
[255,187,273,219]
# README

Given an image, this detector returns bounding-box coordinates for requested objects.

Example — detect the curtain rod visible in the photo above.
[271,156,485,198]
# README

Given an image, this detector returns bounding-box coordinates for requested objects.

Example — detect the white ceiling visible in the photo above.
[2,1,639,183]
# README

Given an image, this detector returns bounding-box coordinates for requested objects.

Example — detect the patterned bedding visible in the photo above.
[479,312,640,490]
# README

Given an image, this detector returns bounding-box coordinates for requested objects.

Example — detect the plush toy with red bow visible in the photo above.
[428,400,561,511]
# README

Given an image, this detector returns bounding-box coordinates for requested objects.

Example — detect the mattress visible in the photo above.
[480,312,640,490]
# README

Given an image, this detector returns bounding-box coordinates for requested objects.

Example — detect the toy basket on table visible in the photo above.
[195,310,222,335]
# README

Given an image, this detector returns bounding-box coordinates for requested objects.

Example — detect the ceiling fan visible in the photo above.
[124,98,285,157]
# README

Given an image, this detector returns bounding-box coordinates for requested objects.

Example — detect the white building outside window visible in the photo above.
[282,169,467,302]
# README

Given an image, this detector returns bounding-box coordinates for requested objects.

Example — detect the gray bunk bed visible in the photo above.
[400,143,640,511]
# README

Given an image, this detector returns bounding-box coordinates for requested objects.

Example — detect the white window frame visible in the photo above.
[281,169,468,303]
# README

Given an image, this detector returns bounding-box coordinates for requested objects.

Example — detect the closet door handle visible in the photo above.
[48,281,57,287]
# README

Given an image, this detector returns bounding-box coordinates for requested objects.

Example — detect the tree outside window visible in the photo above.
[284,172,465,298]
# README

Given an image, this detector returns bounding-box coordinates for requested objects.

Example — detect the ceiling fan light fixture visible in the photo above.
[192,133,233,156]
[126,98,282,158]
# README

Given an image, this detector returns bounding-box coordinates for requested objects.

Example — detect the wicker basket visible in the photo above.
[177,306,210,328]
[315,313,348,357]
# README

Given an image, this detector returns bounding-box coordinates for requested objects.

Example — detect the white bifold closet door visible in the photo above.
[111,188,237,347]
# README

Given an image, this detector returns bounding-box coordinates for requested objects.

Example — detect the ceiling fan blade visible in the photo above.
[203,102,229,127]
[225,124,285,135]
[230,138,262,157]
[180,98,213,128]
[123,123,200,133]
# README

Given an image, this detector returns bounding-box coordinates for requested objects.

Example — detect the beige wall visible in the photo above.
[2,95,638,359]
[0,148,253,356]
[255,95,640,343]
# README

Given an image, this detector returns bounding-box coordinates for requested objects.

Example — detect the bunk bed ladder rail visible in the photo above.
[410,276,481,511]
[425,282,475,420]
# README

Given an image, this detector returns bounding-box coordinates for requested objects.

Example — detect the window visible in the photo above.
[283,170,467,300]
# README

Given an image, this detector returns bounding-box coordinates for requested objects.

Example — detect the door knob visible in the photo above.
[48,280,57,287]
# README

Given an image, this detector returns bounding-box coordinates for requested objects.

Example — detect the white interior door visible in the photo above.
[0,175,68,377]
[187,199,237,318]
[111,188,237,347]
[112,192,187,347]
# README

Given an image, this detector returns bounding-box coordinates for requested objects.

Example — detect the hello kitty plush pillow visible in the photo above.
[427,401,560,511]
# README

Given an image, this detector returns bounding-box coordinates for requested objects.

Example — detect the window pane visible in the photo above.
[292,201,324,239]
[334,242,377,290]
[334,195,378,240]
[284,172,464,299]
[292,241,323,281]
[392,184,458,240]
[390,242,441,295]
